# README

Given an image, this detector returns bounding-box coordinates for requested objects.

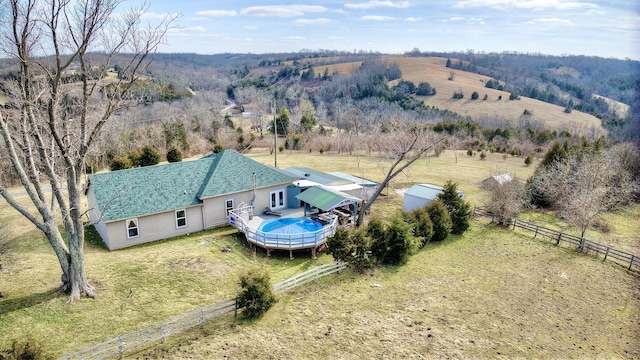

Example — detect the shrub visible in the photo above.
[403,208,433,247]
[523,109,532,115]
[426,200,452,242]
[483,94,488,100]
[212,144,224,154]
[166,146,182,163]
[436,180,471,235]
[109,155,132,171]
[524,155,534,165]
[471,91,479,100]
[0,334,55,360]
[452,91,464,99]
[509,92,519,100]
[380,216,416,265]
[480,151,487,160]
[236,268,277,319]
[138,145,160,167]
[326,227,372,271]
[564,106,572,114]
[467,148,473,157]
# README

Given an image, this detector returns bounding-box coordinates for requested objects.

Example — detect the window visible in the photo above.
[270,190,285,209]
[126,218,139,239]
[225,199,234,216]
[175,209,187,228]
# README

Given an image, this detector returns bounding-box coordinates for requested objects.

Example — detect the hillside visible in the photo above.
[317,56,605,136]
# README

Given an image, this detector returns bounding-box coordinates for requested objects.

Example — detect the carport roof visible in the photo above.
[295,186,362,212]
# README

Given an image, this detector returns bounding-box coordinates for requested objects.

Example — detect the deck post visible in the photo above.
[312,247,317,259]
[266,248,271,256]
[289,249,293,260]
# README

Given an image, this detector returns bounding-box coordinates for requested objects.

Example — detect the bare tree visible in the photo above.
[485,178,528,226]
[0,0,176,301]
[531,150,637,238]
[357,124,446,225]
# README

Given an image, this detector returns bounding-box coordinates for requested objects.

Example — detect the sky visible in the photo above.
[137,0,640,60]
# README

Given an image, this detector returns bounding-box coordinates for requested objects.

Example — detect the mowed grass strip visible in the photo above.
[137,222,640,359]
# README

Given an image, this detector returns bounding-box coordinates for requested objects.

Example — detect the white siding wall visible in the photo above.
[403,194,431,212]
[102,206,204,250]
[202,186,288,229]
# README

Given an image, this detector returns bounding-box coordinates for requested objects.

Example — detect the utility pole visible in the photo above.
[273,100,277,168]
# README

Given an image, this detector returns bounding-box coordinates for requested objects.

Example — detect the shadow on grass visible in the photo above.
[0,288,59,313]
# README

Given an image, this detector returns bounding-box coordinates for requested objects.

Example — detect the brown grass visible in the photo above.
[139,222,640,359]
[316,55,605,137]
[1,150,638,359]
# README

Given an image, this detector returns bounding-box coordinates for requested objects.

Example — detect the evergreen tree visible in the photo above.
[139,145,160,167]
[166,146,182,163]
[326,227,372,271]
[403,207,433,247]
[436,180,471,235]
[426,200,452,242]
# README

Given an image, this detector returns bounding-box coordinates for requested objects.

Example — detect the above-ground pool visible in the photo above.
[258,217,323,234]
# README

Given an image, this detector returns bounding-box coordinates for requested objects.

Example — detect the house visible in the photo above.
[482,173,514,188]
[86,150,297,250]
[403,183,464,212]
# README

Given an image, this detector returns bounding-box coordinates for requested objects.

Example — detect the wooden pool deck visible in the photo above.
[229,205,339,259]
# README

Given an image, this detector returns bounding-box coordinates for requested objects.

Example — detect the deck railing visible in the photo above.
[229,204,339,250]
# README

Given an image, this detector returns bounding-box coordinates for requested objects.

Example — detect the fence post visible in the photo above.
[161,324,165,344]
[556,232,562,245]
[579,238,585,252]
[630,255,636,271]
[604,247,609,261]
[200,308,205,330]
[534,225,539,238]
[234,297,238,317]
[512,218,517,230]
[118,336,124,359]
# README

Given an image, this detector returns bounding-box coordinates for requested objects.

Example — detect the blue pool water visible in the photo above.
[258,217,323,234]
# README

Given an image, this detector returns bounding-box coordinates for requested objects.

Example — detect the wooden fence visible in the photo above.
[473,207,639,272]
[60,261,347,360]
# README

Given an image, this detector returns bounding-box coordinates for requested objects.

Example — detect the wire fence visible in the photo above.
[60,261,348,360]
[473,206,639,272]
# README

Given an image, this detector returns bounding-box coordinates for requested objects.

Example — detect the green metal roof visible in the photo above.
[88,150,296,222]
[295,186,362,212]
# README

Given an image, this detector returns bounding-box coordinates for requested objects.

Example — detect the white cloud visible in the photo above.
[293,18,331,25]
[404,17,421,22]
[285,36,306,40]
[168,26,207,34]
[328,36,344,39]
[141,12,179,20]
[345,1,411,9]
[453,0,597,10]
[240,5,328,17]
[195,10,237,17]
[361,15,397,21]
[525,17,571,24]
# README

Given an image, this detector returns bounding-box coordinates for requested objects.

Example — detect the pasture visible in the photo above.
[0,150,638,358]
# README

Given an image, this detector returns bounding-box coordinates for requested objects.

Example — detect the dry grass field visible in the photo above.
[141,222,640,359]
[310,55,605,138]
[1,150,638,359]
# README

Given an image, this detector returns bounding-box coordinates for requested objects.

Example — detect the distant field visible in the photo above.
[310,55,605,137]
